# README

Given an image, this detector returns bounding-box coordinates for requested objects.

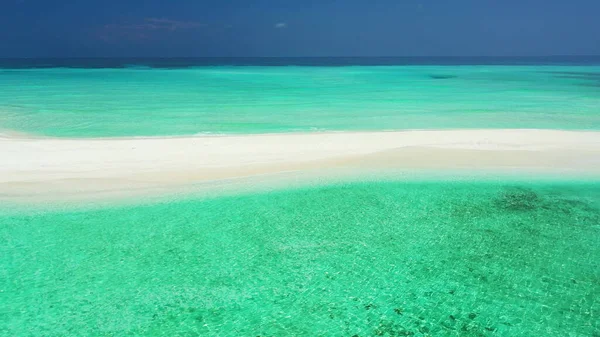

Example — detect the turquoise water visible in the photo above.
[2,181,600,336]
[2,60,600,335]
[1,65,600,137]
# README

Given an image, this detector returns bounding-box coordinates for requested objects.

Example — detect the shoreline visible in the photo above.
[3,127,600,141]
[2,129,600,205]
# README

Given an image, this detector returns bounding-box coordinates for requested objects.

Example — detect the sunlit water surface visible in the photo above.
[2,181,599,336]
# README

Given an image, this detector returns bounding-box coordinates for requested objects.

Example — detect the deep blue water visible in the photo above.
[1,56,600,69]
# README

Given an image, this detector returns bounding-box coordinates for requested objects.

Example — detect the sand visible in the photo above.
[2,129,600,203]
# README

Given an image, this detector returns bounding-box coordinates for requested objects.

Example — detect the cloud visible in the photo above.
[274,22,287,29]
[98,18,205,41]
[143,18,205,31]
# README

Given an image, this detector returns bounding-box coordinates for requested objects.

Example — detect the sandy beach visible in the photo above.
[2,129,600,203]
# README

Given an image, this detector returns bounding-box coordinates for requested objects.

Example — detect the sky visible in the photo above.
[0,0,599,58]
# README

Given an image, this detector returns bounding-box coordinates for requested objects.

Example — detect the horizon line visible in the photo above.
[2,55,600,60]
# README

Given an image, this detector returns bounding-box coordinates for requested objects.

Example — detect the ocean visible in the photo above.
[3,181,600,336]
[1,58,599,336]
[0,57,599,137]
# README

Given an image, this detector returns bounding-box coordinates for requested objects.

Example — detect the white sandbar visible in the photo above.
[1,129,599,203]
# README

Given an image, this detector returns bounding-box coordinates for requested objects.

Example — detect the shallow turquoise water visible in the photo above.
[1,65,599,137]
[2,181,599,336]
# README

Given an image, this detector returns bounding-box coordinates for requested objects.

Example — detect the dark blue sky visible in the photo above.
[1,0,599,57]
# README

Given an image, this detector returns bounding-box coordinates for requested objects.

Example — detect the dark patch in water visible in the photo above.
[496,187,540,211]
[549,71,600,79]
[429,74,457,79]
[545,71,600,88]
[372,319,415,336]
[580,82,600,88]
[366,307,499,337]
[544,197,600,226]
